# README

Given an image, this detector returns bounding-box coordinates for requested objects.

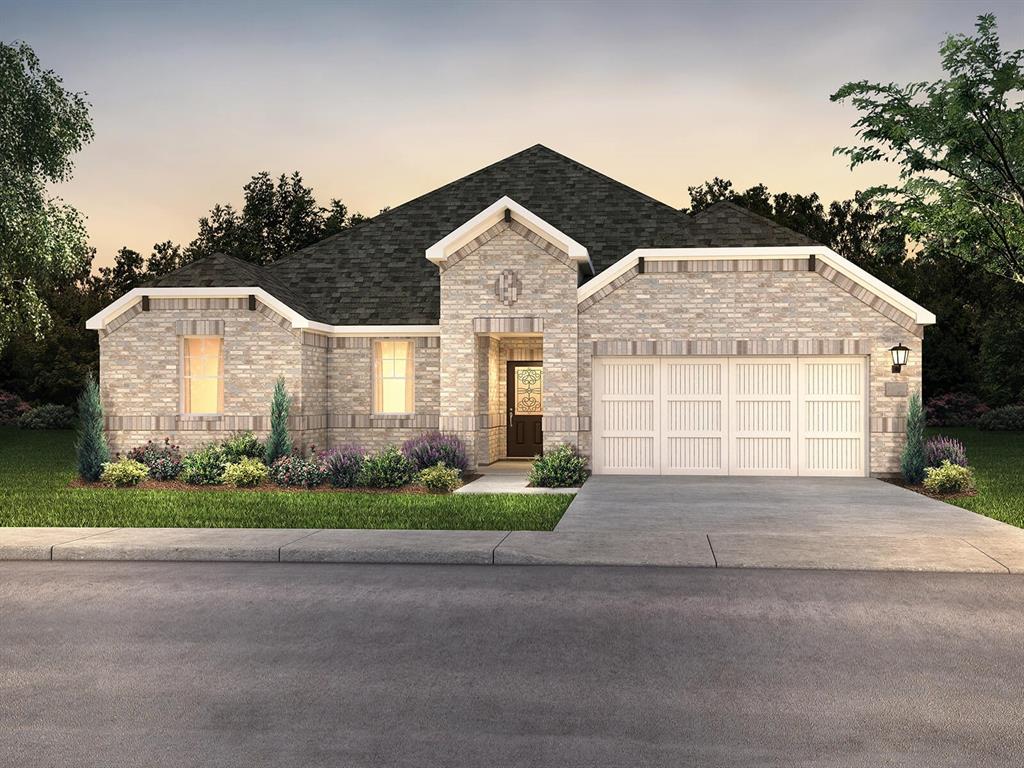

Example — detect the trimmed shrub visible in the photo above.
[321,445,366,488]
[76,375,110,482]
[179,444,229,485]
[923,435,968,468]
[100,459,149,487]
[265,378,292,465]
[221,431,265,462]
[128,438,183,480]
[529,444,589,488]
[18,403,76,430]
[269,455,326,488]
[900,392,926,485]
[222,457,269,487]
[978,405,1024,432]
[418,462,462,493]
[358,447,417,488]
[402,432,469,472]
[925,392,989,427]
[923,461,976,495]
[0,390,31,425]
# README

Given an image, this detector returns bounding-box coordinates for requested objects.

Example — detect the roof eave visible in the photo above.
[86,287,441,336]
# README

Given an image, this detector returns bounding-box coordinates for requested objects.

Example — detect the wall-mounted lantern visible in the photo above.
[890,343,910,373]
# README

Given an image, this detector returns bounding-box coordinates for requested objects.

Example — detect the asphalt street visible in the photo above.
[2,562,1022,767]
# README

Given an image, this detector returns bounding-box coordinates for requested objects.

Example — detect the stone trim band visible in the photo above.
[105,413,441,432]
[472,317,544,334]
[871,417,906,433]
[174,319,225,336]
[590,338,873,356]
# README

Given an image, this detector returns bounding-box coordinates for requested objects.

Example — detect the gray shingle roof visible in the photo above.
[688,201,818,247]
[147,252,317,317]
[149,145,822,325]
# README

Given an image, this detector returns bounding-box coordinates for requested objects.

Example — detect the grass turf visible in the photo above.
[924,427,1024,529]
[0,428,571,530]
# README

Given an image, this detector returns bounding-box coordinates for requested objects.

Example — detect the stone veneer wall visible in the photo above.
[578,264,922,475]
[438,224,579,467]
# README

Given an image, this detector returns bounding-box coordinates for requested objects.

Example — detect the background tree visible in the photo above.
[684,175,1024,405]
[186,172,366,264]
[832,14,1024,283]
[0,41,94,352]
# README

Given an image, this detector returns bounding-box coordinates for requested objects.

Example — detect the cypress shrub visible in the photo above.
[76,375,110,481]
[900,391,926,485]
[265,377,292,465]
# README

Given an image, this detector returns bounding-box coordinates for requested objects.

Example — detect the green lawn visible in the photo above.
[925,427,1024,528]
[0,428,571,530]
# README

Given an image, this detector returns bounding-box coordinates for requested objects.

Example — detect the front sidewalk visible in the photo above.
[4,526,1024,573]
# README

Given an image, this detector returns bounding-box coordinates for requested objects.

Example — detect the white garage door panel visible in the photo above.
[798,359,866,476]
[594,358,658,474]
[593,356,867,477]
[661,360,726,474]
[729,359,798,475]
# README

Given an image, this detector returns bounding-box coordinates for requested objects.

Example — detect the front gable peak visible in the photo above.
[425,196,591,271]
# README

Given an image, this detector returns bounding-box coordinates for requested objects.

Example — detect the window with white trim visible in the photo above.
[374,340,414,414]
[182,337,223,414]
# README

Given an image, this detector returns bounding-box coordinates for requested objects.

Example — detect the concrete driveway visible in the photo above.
[558,476,1010,535]
[547,475,1024,572]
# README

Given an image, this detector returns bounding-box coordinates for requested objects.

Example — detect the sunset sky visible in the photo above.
[5,0,1023,269]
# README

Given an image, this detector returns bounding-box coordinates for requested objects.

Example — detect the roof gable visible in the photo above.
[425,196,590,269]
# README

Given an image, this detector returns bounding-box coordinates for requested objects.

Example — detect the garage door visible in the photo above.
[592,357,867,476]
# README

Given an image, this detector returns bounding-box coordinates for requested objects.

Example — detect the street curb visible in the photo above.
[3,527,1024,572]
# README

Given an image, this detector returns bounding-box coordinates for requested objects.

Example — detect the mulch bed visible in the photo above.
[68,478,479,495]
[880,476,978,501]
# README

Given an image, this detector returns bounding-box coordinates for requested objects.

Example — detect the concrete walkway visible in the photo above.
[454,460,579,494]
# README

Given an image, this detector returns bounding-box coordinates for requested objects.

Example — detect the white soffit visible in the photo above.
[578,246,936,326]
[424,195,590,267]
[85,287,440,337]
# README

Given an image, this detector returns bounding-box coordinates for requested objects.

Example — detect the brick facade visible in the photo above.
[99,298,440,456]
[99,298,309,454]
[438,223,578,465]
[577,265,921,474]
[99,237,922,476]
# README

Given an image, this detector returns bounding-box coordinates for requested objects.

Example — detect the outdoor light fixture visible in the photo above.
[890,343,910,373]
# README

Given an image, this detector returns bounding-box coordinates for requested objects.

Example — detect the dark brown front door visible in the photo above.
[507,361,543,457]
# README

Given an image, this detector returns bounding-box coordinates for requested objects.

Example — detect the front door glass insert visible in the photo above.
[514,366,543,415]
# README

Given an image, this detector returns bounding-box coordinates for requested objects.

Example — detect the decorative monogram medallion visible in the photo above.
[495,269,523,306]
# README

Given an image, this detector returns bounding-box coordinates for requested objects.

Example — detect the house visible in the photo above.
[86,145,934,476]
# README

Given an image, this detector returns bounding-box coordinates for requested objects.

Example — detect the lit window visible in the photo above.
[374,340,414,414]
[182,337,223,414]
